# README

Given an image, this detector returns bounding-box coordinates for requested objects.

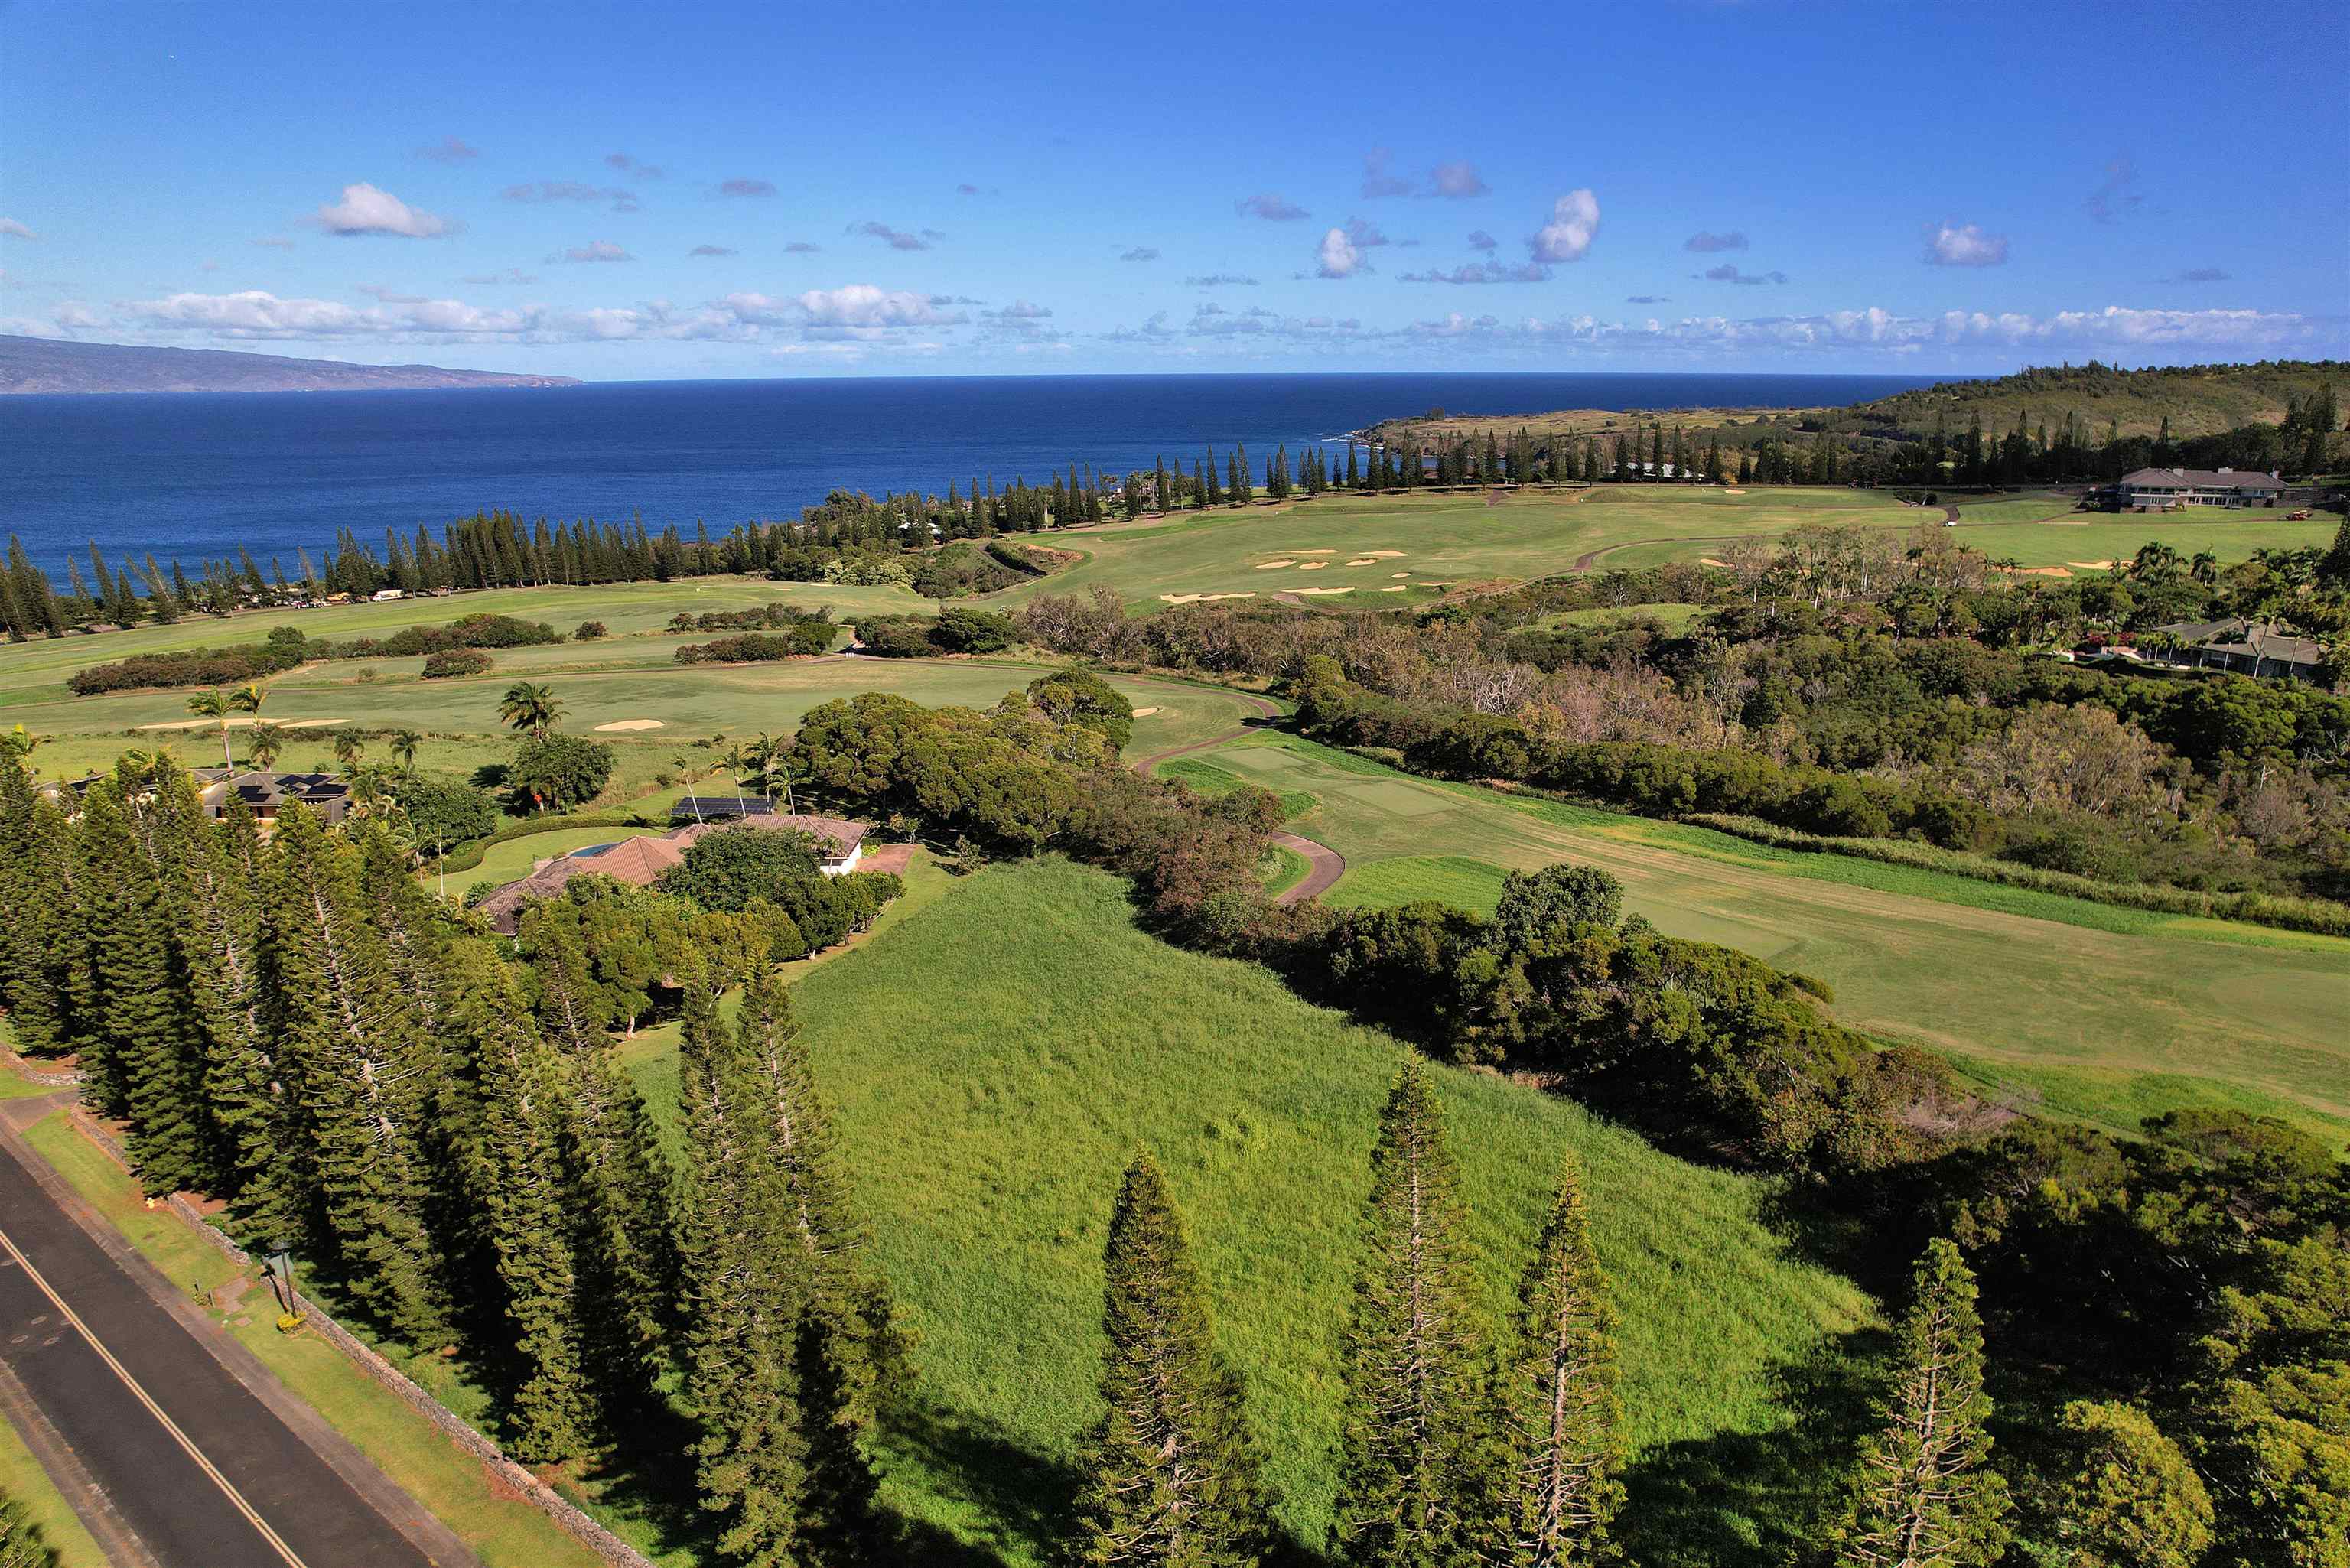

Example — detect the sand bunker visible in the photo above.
[137,714,349,732]
[1202,592,1254,601]
[1254,559,1295,570]
[1723,487,1746,495]
[1390,571,1411,579]
[1296,561,1327,571]
[594,719,666,733]
[280,717,352,730]
[1378,585,1409,593]
[1698,558,1730,568]
[2068,560,2117,570]
[1129,706,1161,717]
[1344,558,1377,567]
[1295,586,1355,596]
[1160,592,1258,604]
[1362,550,1408,559]
[2010,566,2074,577]
[136,719,217,731]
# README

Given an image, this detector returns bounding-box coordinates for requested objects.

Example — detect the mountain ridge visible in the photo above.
[0,335,582,395]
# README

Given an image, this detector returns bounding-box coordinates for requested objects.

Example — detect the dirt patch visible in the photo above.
[1129,707,1161,717]
[1254,559,1295,570]
[1296,561,1327,571]
[594,719,666,732]
[858,842,917,878]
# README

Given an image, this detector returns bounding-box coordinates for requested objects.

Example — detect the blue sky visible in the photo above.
[5,0,2345,378]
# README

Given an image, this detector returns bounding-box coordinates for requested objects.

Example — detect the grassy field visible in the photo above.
[0,1401,105,1568]
[1008,485,1922,609]
[1595,504,2332,573]
[617,857,1876,1565]
[0,576,936,708]
[11,1104,610,1568]
[1173,736,2350,1135]
[3,655,1267,799]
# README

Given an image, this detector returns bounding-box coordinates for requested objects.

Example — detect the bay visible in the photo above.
[1,371,1949,577]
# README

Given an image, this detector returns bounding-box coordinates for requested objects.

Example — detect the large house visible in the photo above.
[2141,618,2326,682]
[480,812,871,934]
[191,769,353,829]
[2100,467,2285,512]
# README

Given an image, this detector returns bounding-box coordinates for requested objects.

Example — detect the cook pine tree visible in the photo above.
[1831,1238,2010,1568]
[1066,1154,1274,1567]
[1331,1059,1491,1567]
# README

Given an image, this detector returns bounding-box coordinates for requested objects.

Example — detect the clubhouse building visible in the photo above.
[2097,467,2286,511]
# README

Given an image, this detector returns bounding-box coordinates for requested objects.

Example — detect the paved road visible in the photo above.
[1125,689,1349,904]
[0,1109,467,1568]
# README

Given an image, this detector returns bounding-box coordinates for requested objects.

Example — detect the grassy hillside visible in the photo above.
[620,857,1877,1565]
[1175,734,2350,1137]
[1850,359,2348,442]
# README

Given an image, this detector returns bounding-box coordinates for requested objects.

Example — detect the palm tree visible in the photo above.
[247,723,286,771]
[750,730,784,805]
[228,680,267,729]
[672,756,708,824]
[390,729,422,774]
[2190,550,2219,585]
[718,740,759,815]
[498,681,563,740]
[185,688,237,772]
[331,730,365,772]
[0,724,42,768]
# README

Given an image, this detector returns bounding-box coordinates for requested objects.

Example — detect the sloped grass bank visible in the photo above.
[626,857,1874,1563]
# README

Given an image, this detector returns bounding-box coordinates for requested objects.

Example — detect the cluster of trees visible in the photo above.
[0,753,914,1558]
[65,615,565,695]
[854,607,1018,658]
[666,602,835,634]
[1064,1065,1626,1565]
[653,828,900,960]
[672,626,835,664]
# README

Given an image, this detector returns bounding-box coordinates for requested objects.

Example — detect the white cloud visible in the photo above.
[849,221,929,250]
[1531,190,1600,262]
[606,152,664,180]
[1119,246,1160,262]
[721,178,778,198]
[1360,150,1413,199]
[1235,193,1310,221]
[415,136,478,163]
[688,244,737,257]
[1466,229,1497,252]
[1431,160,1489,198]
[1186,273,1258,287]
[0,219,36,240]
[1701,265,1789,285]
[1684,229,1748,252]
[1315,226,1365,278]
[315,184,451,238]
[551,240,636,263]
[1924,221,2009,267]
[1400,261,1551,284]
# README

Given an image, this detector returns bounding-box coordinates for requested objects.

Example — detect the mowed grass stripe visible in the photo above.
[622,857,1872,1561]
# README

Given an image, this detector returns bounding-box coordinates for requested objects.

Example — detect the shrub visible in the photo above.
[574,620,607,640]
[854,616,938,658]
[932,607,1018,653]
[909,542,1027,599]
[373,613,561,656]
[422,648,493,678]
[66,635,308,695]
[463,880,501,908]
[1024,669,1134,750]
[506,734,617,813]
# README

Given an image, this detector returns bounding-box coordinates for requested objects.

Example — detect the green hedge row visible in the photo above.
[1686,813,2350,939]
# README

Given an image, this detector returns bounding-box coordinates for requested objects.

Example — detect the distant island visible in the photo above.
[0,335,582,395]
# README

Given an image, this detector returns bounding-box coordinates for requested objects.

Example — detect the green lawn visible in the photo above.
[1199,736,2350,1134]
[16,1111,610,1568]
[618,856,1876,1564]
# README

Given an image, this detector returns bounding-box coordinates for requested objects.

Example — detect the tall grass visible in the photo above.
[625,857,1875,1563]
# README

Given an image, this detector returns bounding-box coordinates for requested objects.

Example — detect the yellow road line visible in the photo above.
[0,1220,309,1568]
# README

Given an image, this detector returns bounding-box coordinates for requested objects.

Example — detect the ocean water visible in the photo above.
[0,372,1950,577]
